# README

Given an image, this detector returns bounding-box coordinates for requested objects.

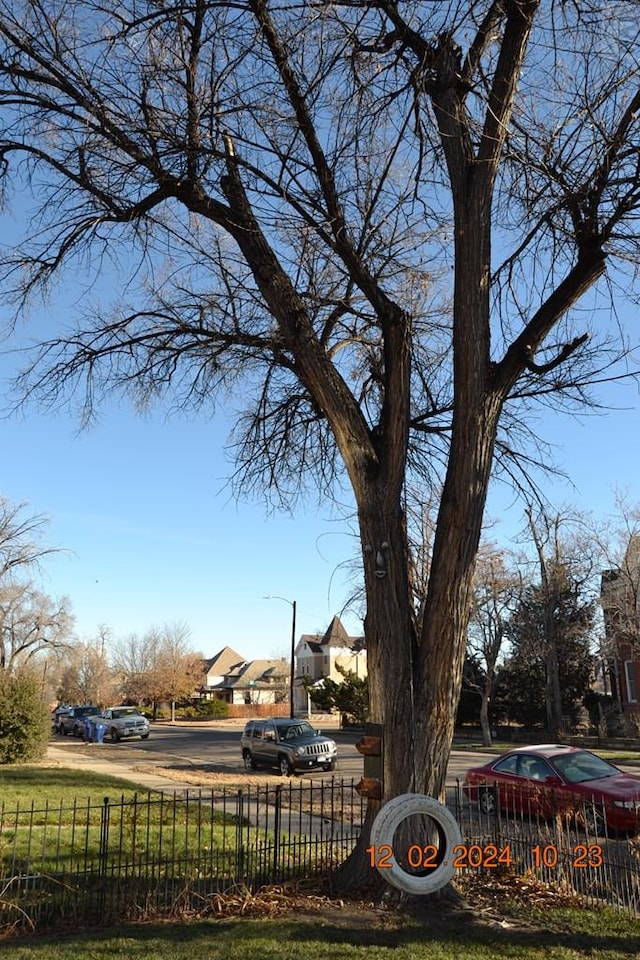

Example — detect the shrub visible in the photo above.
[182,699,229,719]
[0,670,51,763]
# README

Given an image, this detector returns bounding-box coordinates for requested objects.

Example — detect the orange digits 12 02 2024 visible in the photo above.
[365,843,604,871]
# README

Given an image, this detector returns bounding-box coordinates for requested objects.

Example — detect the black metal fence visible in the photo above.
[0,779,365,934]
[2,778,640,935]
[455,782,640,916]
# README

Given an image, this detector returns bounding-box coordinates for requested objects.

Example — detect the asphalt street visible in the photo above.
[47,719,494,789]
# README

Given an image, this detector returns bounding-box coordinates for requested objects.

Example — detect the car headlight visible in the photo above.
[614,800,638,809]
[295,746,305,756]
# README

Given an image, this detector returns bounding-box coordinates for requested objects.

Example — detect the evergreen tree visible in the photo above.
[495,569,595,728]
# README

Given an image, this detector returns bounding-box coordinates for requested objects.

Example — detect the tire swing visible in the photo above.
[369,794,463,895]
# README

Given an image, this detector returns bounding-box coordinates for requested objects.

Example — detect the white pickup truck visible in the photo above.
[100,706,150,742]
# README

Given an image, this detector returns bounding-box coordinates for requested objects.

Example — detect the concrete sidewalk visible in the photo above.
[46,743,202,793]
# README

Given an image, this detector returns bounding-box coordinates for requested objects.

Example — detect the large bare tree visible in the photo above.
[1,1,640,885]
[0,496,72,673]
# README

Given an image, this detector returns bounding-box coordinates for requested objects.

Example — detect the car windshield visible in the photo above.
[112,708,138,719]
[552,750,619,784]
[279,722,316,740]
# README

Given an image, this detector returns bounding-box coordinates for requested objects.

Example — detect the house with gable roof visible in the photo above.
[198,646,289,705]
[293,615,366,713]
[199,646,246,694]
[220,657,289,705]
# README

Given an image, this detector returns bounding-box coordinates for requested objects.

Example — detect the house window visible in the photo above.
[624,661,638,703]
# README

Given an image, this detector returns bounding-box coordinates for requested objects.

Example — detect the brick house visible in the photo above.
[600,536,640,731]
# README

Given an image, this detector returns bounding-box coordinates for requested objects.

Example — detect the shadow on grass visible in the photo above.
[3,911,640,958]
[0,766,153,807]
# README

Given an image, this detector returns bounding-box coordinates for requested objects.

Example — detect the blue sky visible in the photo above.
[1,218,640,665]
[2,336,638,663]
[1,385,366,659]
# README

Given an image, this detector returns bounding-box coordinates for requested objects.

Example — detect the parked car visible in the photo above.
[99,707,150,742]
[51,705,72,733]
[240,718,338,776]
[57,705,101,737]
[463,743,640,835]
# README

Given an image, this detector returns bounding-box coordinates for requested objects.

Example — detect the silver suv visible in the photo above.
[241,718,337,776]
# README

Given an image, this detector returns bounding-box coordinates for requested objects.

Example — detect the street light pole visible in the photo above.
[263,595,297,718]
[289,599,297,719]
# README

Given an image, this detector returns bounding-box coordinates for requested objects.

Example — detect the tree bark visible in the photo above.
[480,690,492,747]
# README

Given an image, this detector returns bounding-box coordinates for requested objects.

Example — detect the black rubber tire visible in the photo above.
[478,786,497,816]
[243,750,258,771]
[110,727,121,743]
[278,755,293,777]
[577,803,606,837]
[323,760,336,772]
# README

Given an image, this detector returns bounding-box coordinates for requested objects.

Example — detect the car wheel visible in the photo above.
[243,750,258,771]
[478,786,497,816]
[110,727,121,743]
[61,726,68,736]
[141,733,150,740]
[73,724,81,738]
[323,760,336,772]
[279,755,293,777]
[577,803,605,836]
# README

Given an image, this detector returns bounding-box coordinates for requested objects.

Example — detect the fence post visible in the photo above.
[272,786,282,882]
[95,796,110,917]
[235,790,245,886]
[99,796,110,878]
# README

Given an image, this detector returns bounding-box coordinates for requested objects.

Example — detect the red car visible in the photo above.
[463,743,640,835]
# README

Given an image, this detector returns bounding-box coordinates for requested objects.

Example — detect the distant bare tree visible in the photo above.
[0,496,59,583]
[523,507,599,737]
[55,636,117,706]
[467,545,521,746]
[0,495,71,674]
[153,622,202,720]
[111,629,161,705]
[0,581,73,674]
[112,622,200,716]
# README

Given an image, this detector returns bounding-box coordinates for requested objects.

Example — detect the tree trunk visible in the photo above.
[545,626,564,737]
[479,689,492,747]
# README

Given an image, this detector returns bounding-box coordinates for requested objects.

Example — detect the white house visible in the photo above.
[198,647,289,705]
[293,615,366,712]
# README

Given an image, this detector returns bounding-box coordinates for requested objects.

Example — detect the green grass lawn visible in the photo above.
[1,904,639,959]
[0,767,263,880]
[0,765,154,807]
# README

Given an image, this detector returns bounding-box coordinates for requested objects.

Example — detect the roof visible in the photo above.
[220,658,288,689]
[201,646,246,676]
[504,744,579,756]
[299,616,365,652]
[247,717,309,727]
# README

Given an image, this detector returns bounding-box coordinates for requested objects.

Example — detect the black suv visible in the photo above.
[240,718,338,776]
